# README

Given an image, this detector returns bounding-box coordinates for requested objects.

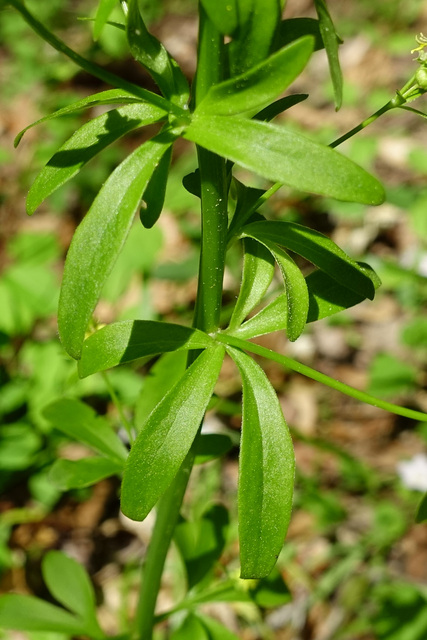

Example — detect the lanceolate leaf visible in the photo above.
[228,347,295,578]
[0,595,88,635]
[228,293,288,340]
[314,0,343,110]
[14,89,156,147]
[42,551,102,635]
[58,130,176,360]
[196,37,313,117]
[199,0,238,36]
[27,103,167,215]
[256,239,309,341]
[50,457,124,490]
[42,398,128,463]
[276,18,323,51]
[306,262,381,322]
[121,345,225,521]
[242,221,376,300]
[140,145,172,228]
[78,320,215,378]
[183,115,385,205]
[126,0,189,106]
[229,238,275,330]
[255,94,308,122]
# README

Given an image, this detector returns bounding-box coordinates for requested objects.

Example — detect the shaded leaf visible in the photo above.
[228,347,294,578]
[184,115,385,205]
[121,346,225,521]
[140,145,172,228]
[197,38,313,117]
[199,0,238,35]
[171,613,209,640]
[255,94,308,122]
[195,433,234,464]
[416,492,427,523]
[78,320,214,378]
[42,398,128,463]
[14,89,153,147]
[276,18,323,51]
[0,595,86,635]
[229,238,275,330]
[198,613,240,639]
[249,566,291,607]
[306,262,381,322]
[174,504,229,588]
[58,130,176,359]
[42,551,101,635]
[27,103,167,215]
[242,221,376,299]
[228,293,288,340]
[50,457,123,490]
[314,0,343,110]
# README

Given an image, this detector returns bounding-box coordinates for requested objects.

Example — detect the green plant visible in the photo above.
[2,1,427,638]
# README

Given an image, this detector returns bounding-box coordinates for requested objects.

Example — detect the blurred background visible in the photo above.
[0,1,427,638]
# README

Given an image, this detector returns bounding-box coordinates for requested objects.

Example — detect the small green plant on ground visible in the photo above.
[1,1,427,638]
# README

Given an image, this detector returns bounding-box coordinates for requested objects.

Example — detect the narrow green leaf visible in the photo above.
[174,504,229,588]
[249,566,291,607]
[254,94,308,122]
[228,0,282,75]
[184,115,385,205]
[194,433,234,464]
[229,238,275,330]
[93,0,117,40]
[78,320,214,378]
[198,613,240,639]
[228,347,295,579]
[314,0,343,110]
[276,18,323,51]
[416,492,427,523]
[42,398,128,463]
[42,551,101,636]
[14,89,153,147]
[197,38,313,117]
[58,131,176,360]
[140,145,172,228]
[135,351,187,432]
[398,105,427,120]
[121,346,225,521]
[306,262,381,322]
[255,239,309,341]
[242,221,376,300]
[50,457,123,490]
[126,0,189,106]
[199,0,238,36]
[0,595,86,635]
[228,293,288,340]
[27,103,167,215]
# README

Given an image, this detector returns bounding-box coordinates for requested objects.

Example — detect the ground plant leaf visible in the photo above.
[314,0,343,110]
[42,399,128,463]
[78,320,214,378]
[27,103,167,215]
[196,37,313,117]
[0,595,88,635]
[277,18,323,51]
[227,347,295,579]
[58,130,176,360]
[199,0,238,36]
[93,0,117,40]
[184,115,385,205]
[242,221,376,299]
[254,94,308,121]
[140,145,173,228]
[229,238,275,330]
[42,551,101,633]
[228,293,288,340]
[121,345,225,521]
[194,433,234,464]
[50,457,123,490]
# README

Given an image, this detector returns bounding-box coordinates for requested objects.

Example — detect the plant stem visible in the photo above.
[133,8,227,639]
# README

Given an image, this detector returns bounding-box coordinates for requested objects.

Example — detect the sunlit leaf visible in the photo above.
[199,0,238,36]
[227,293,288,340]
[184,115,385,205]
[78,320,214,378]
[197,37,313,117]
[121,346,225,521]
[27,103,167,215]
[58,131,176,359]
[50,457,123,489]
[228,347,294,578]
[93,0,117,40]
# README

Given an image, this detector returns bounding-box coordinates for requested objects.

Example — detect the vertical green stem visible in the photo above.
[133,7,227,640]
